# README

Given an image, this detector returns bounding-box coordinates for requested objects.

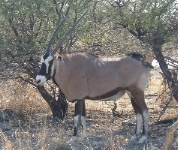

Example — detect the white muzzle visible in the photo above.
[36,75,47,85]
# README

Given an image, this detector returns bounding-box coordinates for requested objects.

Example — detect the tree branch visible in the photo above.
[8,18,20,39]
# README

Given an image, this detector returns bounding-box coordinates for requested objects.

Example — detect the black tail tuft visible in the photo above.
[127,52,153,69]
[127,52,144,61]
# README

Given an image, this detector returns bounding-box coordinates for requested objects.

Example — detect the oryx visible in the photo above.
[36,11,153,144]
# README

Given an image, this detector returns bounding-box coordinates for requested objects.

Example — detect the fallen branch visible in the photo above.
[155,117,177,125]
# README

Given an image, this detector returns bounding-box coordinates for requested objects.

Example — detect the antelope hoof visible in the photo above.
[69,136,78,144]
[78,134,87,143]
[138,135,147,144]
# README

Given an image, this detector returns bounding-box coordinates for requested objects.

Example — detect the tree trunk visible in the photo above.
[163,120,178,150]
[152,44,178,102]
[152,44,178,149]
[37,85,68,120]
[24,59,68,120]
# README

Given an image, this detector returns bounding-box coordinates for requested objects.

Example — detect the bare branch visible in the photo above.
[8,18,19,38]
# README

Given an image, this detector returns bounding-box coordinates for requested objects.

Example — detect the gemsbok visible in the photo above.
[36,11,153,144]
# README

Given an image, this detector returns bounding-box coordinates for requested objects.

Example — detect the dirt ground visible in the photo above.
[0,69,178,150]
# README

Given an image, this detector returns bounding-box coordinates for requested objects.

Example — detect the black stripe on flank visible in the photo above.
[85,87,126,100]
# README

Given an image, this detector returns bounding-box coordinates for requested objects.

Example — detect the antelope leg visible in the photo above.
[70,100,84,144]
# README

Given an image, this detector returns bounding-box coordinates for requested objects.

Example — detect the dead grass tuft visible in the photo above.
[0,80,50,115]
[0,129,12,150]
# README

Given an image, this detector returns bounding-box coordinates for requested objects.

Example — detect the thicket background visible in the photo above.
[0,0,178,149]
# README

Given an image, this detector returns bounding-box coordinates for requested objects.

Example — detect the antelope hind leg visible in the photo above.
[138,109,149,143]
[129,89,149,143]
[130,97,143,141]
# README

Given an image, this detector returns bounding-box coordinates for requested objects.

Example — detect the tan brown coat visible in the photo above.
[53,52,150,102]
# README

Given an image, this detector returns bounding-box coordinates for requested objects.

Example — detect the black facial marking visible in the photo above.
[38,63,47,75]
[43,54,49,59]
[46,59,53,80]
[37,54,54,81]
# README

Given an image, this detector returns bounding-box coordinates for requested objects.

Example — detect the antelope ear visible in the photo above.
[57,55,63,61]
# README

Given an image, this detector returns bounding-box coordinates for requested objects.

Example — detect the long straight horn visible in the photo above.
[51,9,89,56]
[46,14,69,55]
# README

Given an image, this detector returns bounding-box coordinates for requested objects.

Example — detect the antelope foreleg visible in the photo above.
[78,100,87,142]
[70,115,80,144]
[70,100,86,144]
[78,116,87,142]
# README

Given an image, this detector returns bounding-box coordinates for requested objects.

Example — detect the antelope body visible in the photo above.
[36,11,152,144]
[36,52,152,144]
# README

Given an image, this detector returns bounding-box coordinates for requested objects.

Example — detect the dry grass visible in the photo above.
[0,70,177,150]
[0,129,12,150]
[0,80,50,114]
